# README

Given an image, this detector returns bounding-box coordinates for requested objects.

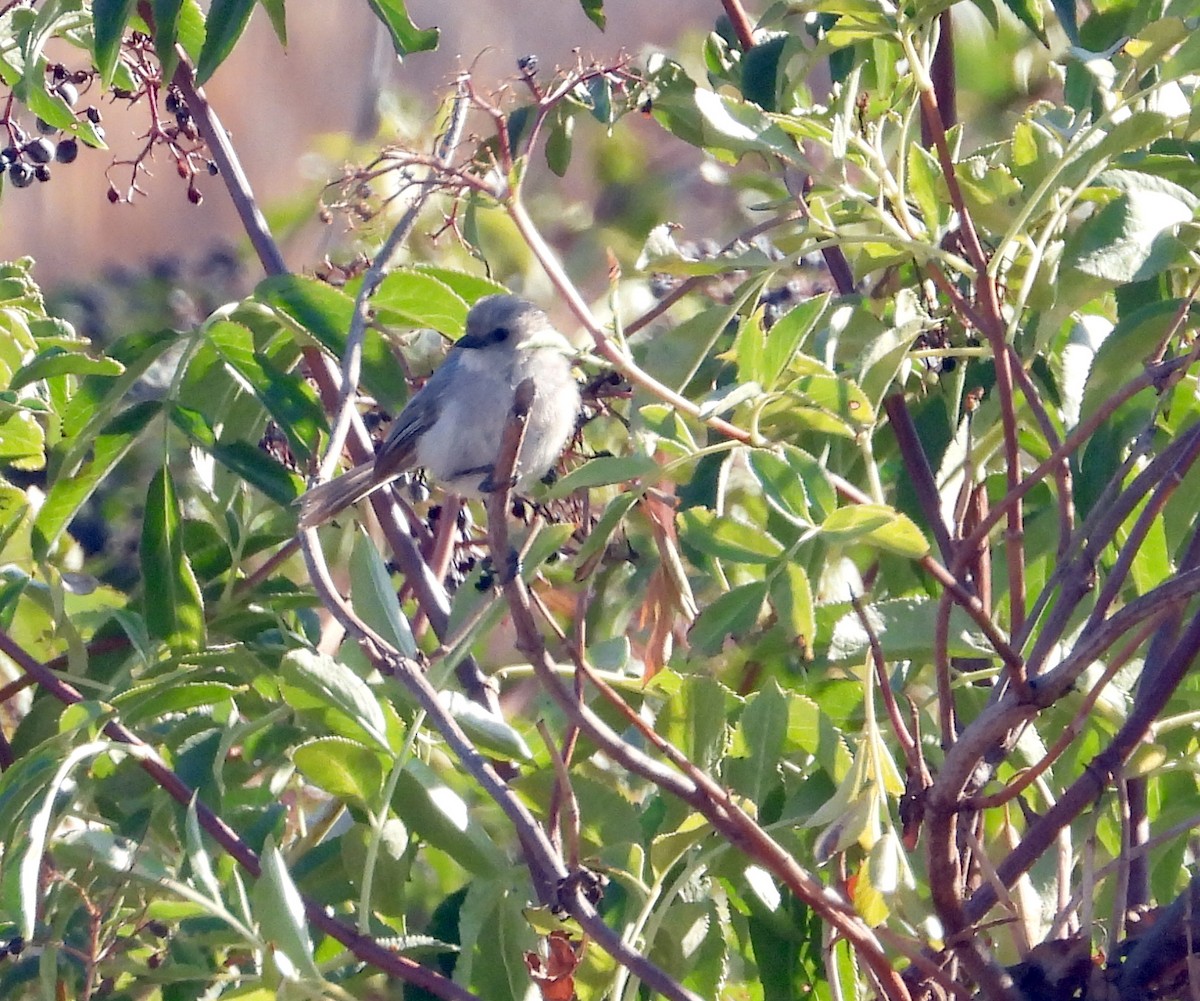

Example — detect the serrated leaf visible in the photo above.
[391,760,504,875]
[545,454,660,498]
[279,649,390,751]
[151,0,185,77]
[9,349,123,391]
[349,531,417,657]
[439,691,532,761]
[253,840,321,980]
[256,274,411,410]
[820,504,929,557]
[1064,171,1197,283]
[293,737,385,808]
[747,448,813,524]
[999,0,1047,45]
[770,563,815,653]
[688,581,767,655]
[371,270,468,335]
[729,679,788,804]
[761,293,830,390]
[141,466,206,651]
[205,320,325,463]
[679,508,784,563]
[827,597,995,661]
[195,0,257,84]
[33,400,160,559]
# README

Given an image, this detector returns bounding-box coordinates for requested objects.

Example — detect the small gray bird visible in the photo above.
[298,294,580,528]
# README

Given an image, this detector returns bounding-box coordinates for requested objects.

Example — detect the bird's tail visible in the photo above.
[297,462,379,528]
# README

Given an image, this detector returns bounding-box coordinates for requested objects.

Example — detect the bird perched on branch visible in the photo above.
[298,294,580,528]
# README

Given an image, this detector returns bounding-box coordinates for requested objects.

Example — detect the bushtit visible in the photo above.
[298,294,580,528]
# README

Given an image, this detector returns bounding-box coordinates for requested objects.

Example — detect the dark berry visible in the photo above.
[24,138,53,164]
[54,81,78,106]
[34,164,50,182]
[146,920,169,938]
[106,184,120,203]
[85,106,101,124]
[54,138,77,163]
[35,117,56,136]
[205,160,218,176]
[164,90,183,115]
[0,146,17,163]
[186,184,202,205]
[8,936,23,956]
[518,54,538,74]
[9,163,33,187]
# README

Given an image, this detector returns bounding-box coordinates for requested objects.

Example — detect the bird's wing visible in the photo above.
[373,373,443,479]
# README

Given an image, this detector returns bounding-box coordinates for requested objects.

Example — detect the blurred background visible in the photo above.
[0,0,717,289]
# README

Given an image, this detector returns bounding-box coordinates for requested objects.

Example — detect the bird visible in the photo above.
[298,294,581,528]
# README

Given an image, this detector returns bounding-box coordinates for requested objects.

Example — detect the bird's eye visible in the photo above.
[490,326,511,343]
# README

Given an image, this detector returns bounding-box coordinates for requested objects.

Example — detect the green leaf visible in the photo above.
[292,737,384,809]
[770,563,815,652]
[279,649,390,752]
[827,597,995,662]
[761,293,830,390]
[741,34,788,111]
[545,106,575,177]
[33,400,161,559]
[439,691,532,761]
[410,266,508,304]
[820,504,929,557]
[113,681,242,725]
[391,760,504,875]
[365,0,439,55]
[252,840,321,980]
[999,0,1047,45]
[256,274,411,409]
[689,582,768,654]
[194,0,257,84]
[545,454,660,498]
[9,349,123,392]
[151,0,184,77]
[213,440,302,506]
[205,320,325,462]
[140,466,207,652]
[1079,299,1198,425]
[578,0,605,30]
[370,270,468,335]
[1064,171,1198,284]
[259,0,287,44]
[679,508,784,563]
[92,0,137,86]
[0,410,44,468]
[349,531,417,657]
[650,673,733,772]
[728,679,788,804]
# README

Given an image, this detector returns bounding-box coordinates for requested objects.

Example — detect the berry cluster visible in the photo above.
[2,65,101,190]
[103,32,218,205]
